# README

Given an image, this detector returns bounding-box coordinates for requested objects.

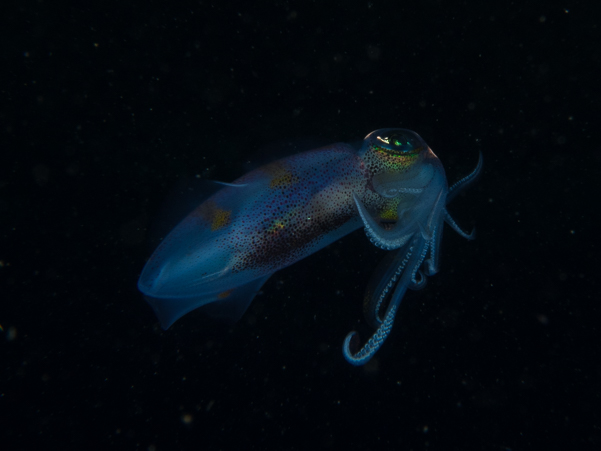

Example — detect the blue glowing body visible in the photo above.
[138,129,481,365]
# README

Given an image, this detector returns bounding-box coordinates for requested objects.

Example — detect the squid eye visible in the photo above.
[368,128,426,157]
[387,133,415,152]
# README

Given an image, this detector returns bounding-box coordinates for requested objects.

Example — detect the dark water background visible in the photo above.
[2,1,599,449]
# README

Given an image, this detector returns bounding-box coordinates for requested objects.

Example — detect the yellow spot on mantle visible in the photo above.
[218,290,233,299]
[270,171,296,188]
[211,208,231,231]
[263,161,299,189]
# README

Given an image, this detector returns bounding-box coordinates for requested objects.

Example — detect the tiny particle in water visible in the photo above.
[181,413,193,425]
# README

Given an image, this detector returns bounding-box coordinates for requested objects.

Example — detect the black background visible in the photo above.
[2,1,599,450]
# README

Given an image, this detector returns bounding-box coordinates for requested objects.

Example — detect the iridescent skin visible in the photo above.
[138,129,482,365]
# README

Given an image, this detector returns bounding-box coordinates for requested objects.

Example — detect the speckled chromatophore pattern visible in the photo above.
[138,129,482,365]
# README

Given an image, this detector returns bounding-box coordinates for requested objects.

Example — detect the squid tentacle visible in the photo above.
[444,209,475,240]
[343,303,398,366]
[446,152,483,203]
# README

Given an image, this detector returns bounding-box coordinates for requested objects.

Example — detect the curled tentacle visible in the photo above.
[343,304,398,366]
[411,241,430,284]
[345,235,428,365]
[409,270,427,290]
